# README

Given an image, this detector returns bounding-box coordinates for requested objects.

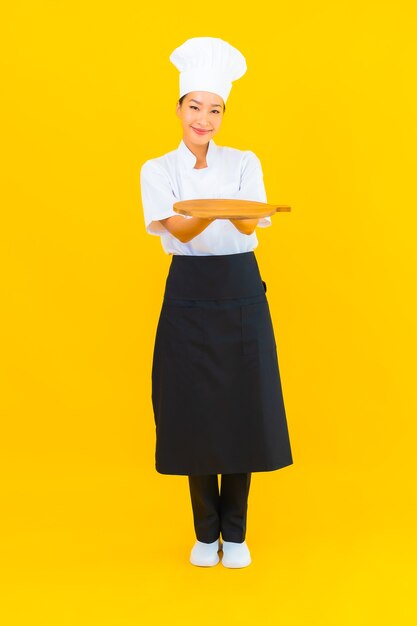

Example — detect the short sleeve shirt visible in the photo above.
[139,138,271,256]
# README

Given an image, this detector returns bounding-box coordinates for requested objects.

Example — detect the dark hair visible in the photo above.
[178,93,226,113]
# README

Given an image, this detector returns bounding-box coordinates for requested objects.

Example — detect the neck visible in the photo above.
[183,138,210,163]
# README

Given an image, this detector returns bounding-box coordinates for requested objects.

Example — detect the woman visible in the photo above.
[140,37,293,569]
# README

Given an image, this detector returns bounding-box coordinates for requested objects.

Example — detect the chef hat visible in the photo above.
[169,37,247,104]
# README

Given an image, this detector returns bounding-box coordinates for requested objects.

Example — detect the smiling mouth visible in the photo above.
[191,127,212,133]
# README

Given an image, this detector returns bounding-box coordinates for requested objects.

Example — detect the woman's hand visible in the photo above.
[229,218,259,235]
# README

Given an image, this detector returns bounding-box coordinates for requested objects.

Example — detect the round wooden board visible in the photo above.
[173,198,291,219]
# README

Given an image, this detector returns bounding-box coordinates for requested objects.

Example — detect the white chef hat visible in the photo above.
[169,37,247,104]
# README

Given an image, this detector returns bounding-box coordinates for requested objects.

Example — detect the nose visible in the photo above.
[196,112,210,127]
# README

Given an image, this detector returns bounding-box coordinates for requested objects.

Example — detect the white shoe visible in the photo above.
[221,540,252,568]
[190,538,222,567]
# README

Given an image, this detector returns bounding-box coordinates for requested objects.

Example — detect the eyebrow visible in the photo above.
[189,98,222,108]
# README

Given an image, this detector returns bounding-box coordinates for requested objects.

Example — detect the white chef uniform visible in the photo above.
[140,138,271,256]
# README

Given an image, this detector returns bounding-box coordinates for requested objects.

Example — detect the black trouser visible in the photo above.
[188,473,252,543]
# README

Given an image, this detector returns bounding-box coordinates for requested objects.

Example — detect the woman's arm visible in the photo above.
[159,215,215,243]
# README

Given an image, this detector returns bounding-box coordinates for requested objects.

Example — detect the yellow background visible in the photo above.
[1,1,416,624]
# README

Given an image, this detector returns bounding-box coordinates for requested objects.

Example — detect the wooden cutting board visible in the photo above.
[173,199,291,219]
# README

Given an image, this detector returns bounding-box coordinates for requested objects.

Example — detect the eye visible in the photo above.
[189,105,220,114]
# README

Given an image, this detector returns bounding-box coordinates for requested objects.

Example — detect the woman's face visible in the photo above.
[176,91,224,145]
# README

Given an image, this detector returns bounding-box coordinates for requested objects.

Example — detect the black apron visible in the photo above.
[151,251,293,475]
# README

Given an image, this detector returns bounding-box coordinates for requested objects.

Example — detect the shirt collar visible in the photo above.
[178,138,218,169]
